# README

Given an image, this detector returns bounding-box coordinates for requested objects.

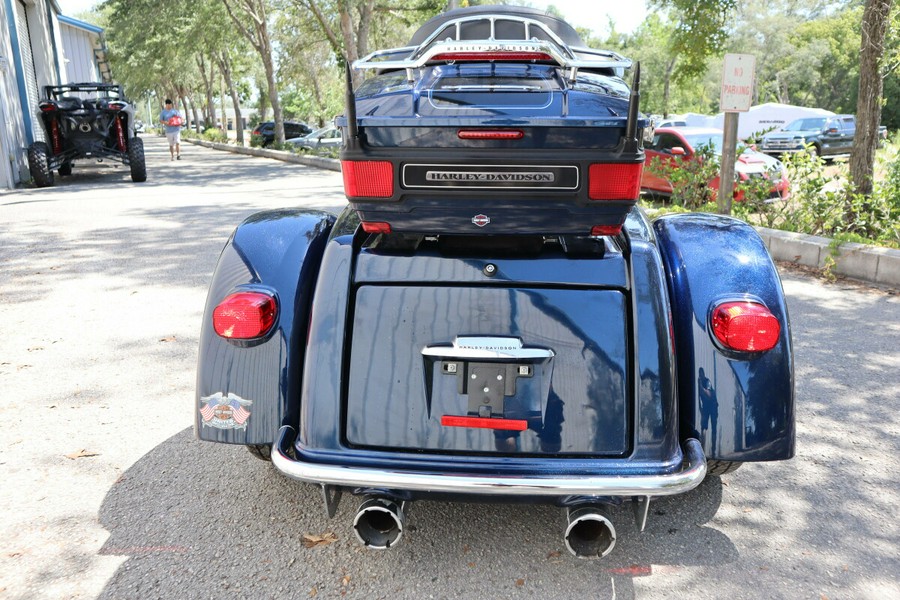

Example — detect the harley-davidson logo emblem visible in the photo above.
[200,392,252,430]
[425,171,555,183]
[472,214,491,227]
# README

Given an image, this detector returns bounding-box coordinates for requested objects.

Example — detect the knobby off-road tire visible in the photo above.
[28,142,54,188]
[128,136,147,182]
[58,163,72,176]
[706,460,742,476]
[246,444,272,461]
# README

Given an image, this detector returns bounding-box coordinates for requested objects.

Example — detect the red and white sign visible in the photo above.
[720,54,756,113]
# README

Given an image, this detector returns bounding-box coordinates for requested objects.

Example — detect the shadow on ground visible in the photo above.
[97,429,732,599]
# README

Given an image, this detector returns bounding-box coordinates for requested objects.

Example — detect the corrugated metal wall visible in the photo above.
[60,22,98,83]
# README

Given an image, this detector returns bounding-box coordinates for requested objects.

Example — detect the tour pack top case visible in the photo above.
[337,6,648,237]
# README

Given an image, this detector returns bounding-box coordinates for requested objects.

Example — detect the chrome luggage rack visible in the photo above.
[352,13,632,82]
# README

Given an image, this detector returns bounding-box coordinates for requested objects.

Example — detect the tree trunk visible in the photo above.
[849,0,893,197]
[219,52,244,145]
[662,57,677,118]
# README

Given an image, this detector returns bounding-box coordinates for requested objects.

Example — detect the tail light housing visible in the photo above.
[711,301,781,352]
[590,224,623,237]
[39,101,58,112]
[588,163,643,200]
[108,101,127,111]
[342,160,393,198]
[432,52,553,62]
[213,292,277,340]
[361,221,392,234]
[458,129,524,140]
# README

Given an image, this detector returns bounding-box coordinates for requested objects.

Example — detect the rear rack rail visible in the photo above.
[353,13,631,82]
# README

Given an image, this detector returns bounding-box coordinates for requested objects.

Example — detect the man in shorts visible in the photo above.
[159,99,182,160]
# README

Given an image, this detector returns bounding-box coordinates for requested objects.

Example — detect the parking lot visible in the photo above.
[1,136,898,599]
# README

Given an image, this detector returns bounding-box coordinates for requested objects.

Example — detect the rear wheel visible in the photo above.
[707,460,742,476]
[27,142,54,188]
[58,163,72,176]
[128,137,147,182]
[808,144,820,159]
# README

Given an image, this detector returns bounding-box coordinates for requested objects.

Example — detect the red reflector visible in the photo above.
[361,221,392,234]
[711,302,781,352]
[441,416,528,431]
[590,224,623,237]
[39,103,57,112]
[588,163,643,200]
[342,160,393,198]
[213,292,277,340]
[109,102,126,111]
[433,52,553,62]
[458,129,524,140]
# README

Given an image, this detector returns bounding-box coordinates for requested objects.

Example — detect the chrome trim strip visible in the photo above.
[421,336,556,360]
[272,426,707,497]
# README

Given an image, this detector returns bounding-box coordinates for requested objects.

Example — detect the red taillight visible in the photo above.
[432,52,553,62]
[441,415,528,431]
[108,102,126,111]
[458,129,524,140]
[342,160,393,198]
[588,163,643,200]
[361,221,392,234]
[213,292,277,340]
[590,224,623,237]
[39,102,57,112]
[711,301,781,352]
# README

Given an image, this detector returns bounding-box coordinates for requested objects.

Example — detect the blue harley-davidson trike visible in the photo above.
[196,6,793,558]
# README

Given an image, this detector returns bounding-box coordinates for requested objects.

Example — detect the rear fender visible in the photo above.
[196,209,335,444]
[654,213,794,462]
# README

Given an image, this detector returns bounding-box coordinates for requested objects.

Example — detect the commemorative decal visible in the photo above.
[199,392,253,430]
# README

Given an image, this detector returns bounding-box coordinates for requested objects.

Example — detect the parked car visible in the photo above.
[655,118,687,128]
[27,83,146,187]
[642,126,790,201]
[759,115,889,158]
[250,120,313,146]
[197,6,794,559]
[286,126,342,150]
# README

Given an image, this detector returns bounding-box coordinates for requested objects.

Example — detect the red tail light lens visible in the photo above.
[39,102,58,112]
[361,221,392,234]
[458,129,524,140]
[342,161,393,198]
[441,415,528,431]
[213,292,277,340]
[590,224,623,237]
[108,102,126,111]
[433,52,553,62]
[711,301,781,352]
[588,163,643,200]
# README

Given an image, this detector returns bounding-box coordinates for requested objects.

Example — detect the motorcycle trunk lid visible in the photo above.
[344,240,631,456]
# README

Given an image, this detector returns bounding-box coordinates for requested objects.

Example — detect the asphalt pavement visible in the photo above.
[1,136,898,599]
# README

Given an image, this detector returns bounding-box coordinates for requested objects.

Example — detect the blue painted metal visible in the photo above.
[195,209,335,445]
[653,213,795,462]
[57,14,104,35]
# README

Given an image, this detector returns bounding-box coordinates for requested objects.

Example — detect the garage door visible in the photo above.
[15,0,45,142]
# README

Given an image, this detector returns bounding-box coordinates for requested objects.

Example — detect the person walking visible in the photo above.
[159,99,183,160]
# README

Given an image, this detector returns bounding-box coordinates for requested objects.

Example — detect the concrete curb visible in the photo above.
[186,138,341,172]
[186,138,898,289]
[758,227,900,288]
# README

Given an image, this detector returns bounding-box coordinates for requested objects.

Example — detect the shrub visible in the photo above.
[202,127,228,143]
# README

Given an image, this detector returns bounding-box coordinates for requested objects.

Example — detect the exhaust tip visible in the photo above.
[352,498,405,549]
[564,506,617,559]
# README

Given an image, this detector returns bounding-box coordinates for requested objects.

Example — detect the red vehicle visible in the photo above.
[642,127,790,202]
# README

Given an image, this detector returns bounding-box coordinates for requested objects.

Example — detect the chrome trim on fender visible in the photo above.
[272,426,707,497]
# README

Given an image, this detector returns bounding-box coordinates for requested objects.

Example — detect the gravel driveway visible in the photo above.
[1,136,897,599]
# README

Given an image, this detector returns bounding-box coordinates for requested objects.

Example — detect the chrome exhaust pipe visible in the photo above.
[564,506,617,559]
[352,497,405,549]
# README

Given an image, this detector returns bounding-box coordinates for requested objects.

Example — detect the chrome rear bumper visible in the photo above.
[272,426,707,498]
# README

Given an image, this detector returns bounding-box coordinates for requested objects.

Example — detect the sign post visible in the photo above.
[718,54,756,214]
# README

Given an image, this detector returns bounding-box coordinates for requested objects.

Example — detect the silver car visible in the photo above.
[286,126,343,150]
